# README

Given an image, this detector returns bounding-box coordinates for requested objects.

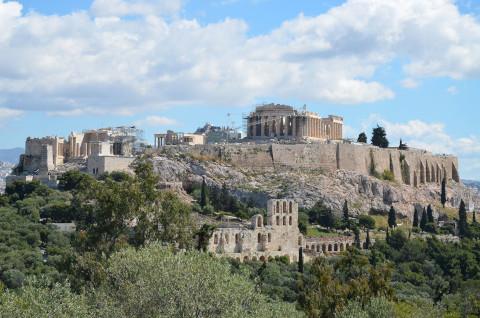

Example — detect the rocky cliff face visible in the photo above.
[152,152,479,219]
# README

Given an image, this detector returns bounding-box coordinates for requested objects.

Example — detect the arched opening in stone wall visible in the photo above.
[276,201,280,213]
[452,163,460,182]
[289,201,293,213]
[283,216,286,226]
[276,216,280,226]
[334,244,338,252]
[235,234,240,243]
[346,243,350,249]
[316,245,320,252]
[244,256,249,262]
[257,233,262,243]
[252,256,257,261]
[322,244,326,253]
[328,244,332,252]
[268,233,271,243]
[340,243,344,251]
[283,201,287,212]
[306,245,310,250]
[225,234,229,244]
[289,216,292,226]
[257,216,263,228]
[260,256,266,262]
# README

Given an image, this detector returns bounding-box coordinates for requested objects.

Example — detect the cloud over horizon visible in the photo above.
[0,0,478,116]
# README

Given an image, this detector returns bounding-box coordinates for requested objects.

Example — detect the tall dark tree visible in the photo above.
[427,204,434,223]
[458,200,469,238]
[413,207,419,228]
[357,132,367,143]
[388,206,397,228]
[371,125,389,148]
[342,200,350,229]
[420,207,427,232]
[473,210,477,224]
[298,247,304,274]
[353,227,361,249]
[398,139,408,150]
[441,177,447,208]
[365,229,371,249]
[200,176,208,208]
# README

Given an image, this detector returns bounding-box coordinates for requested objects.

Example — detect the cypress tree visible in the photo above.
[458,200,469,238]
[441,177,447,208]
[388,206,397,228]
[354,227,361,249]
[200,176,208,208]
[365,229,371,249]
[427,204,434,223]
[342,200,350,229]
[413,207,419,228]
[298,247,304,274]
[420,208,427,232]
[473,210,477,223]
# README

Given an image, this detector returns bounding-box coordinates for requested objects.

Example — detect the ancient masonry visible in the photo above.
[208,199,360,262]
[246,104,343,141]
[10,127,142,186]
[179,143,460,186]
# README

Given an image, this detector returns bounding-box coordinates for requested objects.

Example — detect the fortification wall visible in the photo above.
[160,143,460,185]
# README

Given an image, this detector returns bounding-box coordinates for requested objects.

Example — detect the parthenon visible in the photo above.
[246,103,343,140]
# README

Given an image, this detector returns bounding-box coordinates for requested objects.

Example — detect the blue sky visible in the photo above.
[1,0,480,179]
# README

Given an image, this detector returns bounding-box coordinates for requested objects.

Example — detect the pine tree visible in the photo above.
[413,207,419,228]
[357,132,367,143]
[441,177,447,208]
[365,229,371,249]
[371,125,389,148]
[420,208,427,232]
[342,200,350,229]
[298,247,304,274]
[427,204,434,223]
[388,206,397,228]
[200,176,208,208]
[458,200,469,238]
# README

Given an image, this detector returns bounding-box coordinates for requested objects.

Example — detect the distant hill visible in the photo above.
[463,180,480,191]
[0,148,23,164]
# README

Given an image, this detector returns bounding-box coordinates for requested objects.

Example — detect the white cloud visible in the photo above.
[91,0,183,17]
[134,115,177,127]
[0,0,479,115]
[401,78,420,89]
[0,107,23,127]
[447,86,459,95]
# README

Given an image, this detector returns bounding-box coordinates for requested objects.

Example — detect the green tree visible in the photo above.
[96,244,303,318]
[365,229,371,250]
[388,229,407,250]
[388,206,397,229]
[458,200,469,238]
[420,207,428,232]
[343,200,350,229]
[413,207,419,228]
[200,176,208,208]
[354,227,361,249]
[371,126,389,148]
[473,210,477,223]
[427,204,434,224]
[357,132,368,143]
[359,215,376,230]
[58,170,94,191]
[298,247,304,274]
[441,177,447,208]
[0,279,94,318]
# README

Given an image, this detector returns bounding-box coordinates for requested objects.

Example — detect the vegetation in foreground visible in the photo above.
[0,156,479,317]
